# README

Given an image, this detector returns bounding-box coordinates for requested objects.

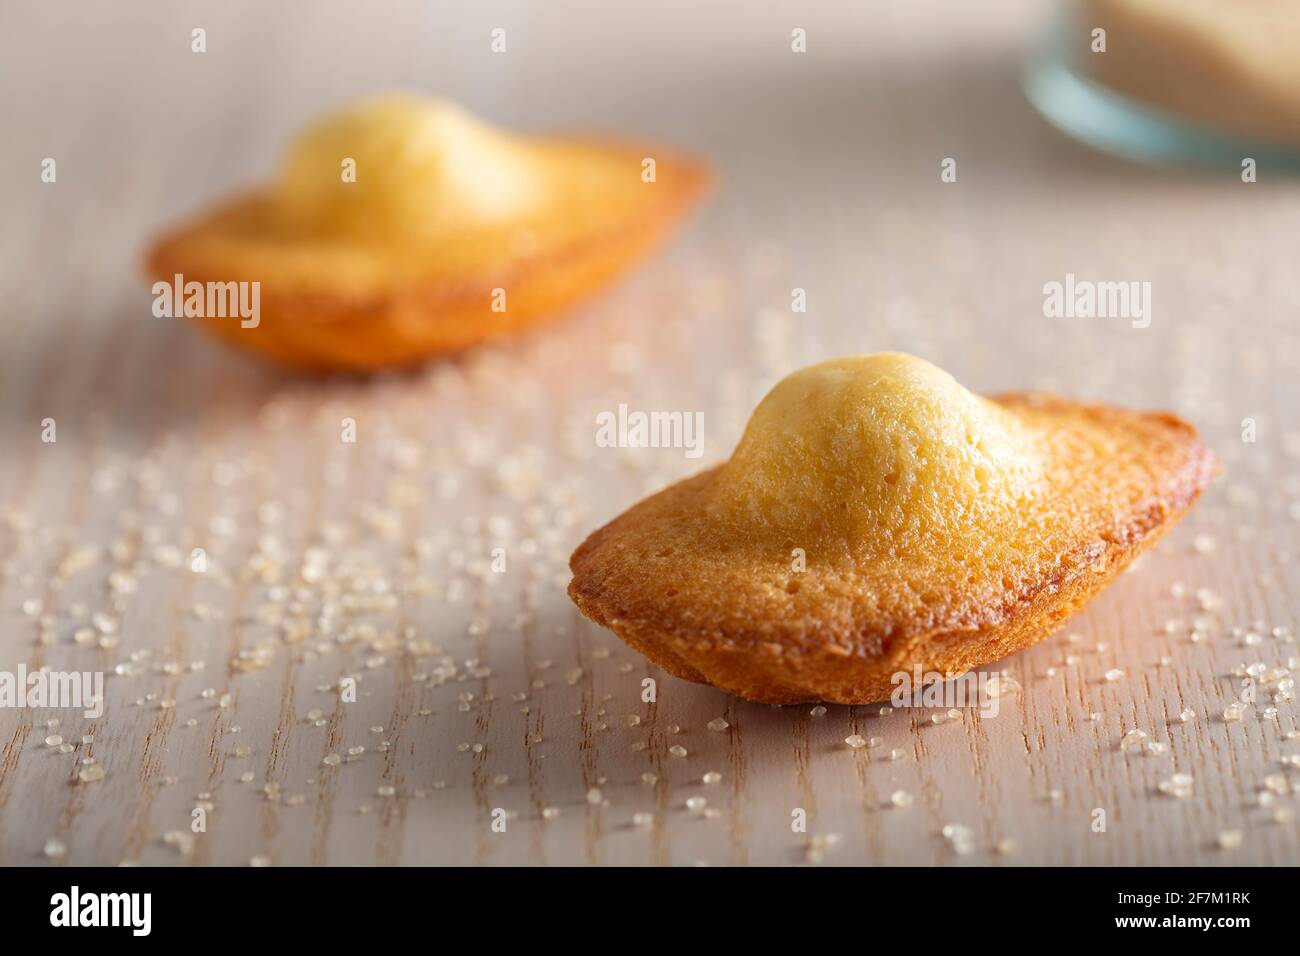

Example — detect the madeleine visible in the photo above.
[569,353,1216,704]
[147,95,710,370]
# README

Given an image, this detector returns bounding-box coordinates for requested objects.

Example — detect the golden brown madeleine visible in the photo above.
[569,353,1217,705]
[147,95,711,371]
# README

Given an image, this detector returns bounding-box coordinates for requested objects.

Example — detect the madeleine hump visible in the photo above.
[568,352,1217,704]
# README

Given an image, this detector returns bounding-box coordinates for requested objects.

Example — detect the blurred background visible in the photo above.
[1,0,1297,866]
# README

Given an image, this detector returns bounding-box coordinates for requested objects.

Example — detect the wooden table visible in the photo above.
[2,0,1297,866]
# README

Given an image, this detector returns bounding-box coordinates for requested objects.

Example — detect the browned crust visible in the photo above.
[145,140,712,372]
[567,394,1218,705]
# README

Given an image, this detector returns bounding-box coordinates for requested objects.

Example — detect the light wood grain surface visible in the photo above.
[2,0,1298,866]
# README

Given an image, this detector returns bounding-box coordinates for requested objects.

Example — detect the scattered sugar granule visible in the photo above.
[810,705,827,718]
[632,812,654,828]
[844,734,868,749]
[707,717,729,732]
[984,674,1021,698]
[1262,773,1289,795]
[803,832,842,864]
[1217,830,1243,850]
[668,744,688,758]
[78,765,106,784]
[1104,669,1125,682]
[162,831,194,856]
[941,823,975,855]
[1119,729,1149,754]
[685,796,707,812]
[586,787,603,806]
[889,789,913,808]
[44,837,66,859]
[1179,708,1196,723]
[1157,772,1194,798]
[702,771,722,785]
